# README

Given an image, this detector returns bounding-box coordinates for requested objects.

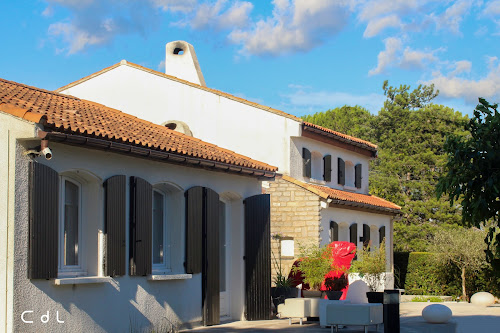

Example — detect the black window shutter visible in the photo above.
[338,158,345,185]
[349,223,357,245]
[355,164,362,188]
[104,175,126,277]
[323,155,332,182]
[379,226,386,244]
[363,223,370,247]
[203,188,220,326]
[28,162,59,279]
[244,194,271,321]
[129,176,152,276]
[185,186,203,274]
[330,221,338,242]
[303,148,311,178]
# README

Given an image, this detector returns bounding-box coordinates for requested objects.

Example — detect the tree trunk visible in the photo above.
[461,266,467,301]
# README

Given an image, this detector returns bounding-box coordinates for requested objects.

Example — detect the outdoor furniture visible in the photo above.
[325,303,383,333]
[319,299,350,327]
[277,297,322,325]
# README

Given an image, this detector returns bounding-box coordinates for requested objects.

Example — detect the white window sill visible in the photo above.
[148,273,192,281]
[54,276,112,285]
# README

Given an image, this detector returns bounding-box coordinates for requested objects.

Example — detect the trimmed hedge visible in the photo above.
[403,252,448,295]
[395,251,500,298]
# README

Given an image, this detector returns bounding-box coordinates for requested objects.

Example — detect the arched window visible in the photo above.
[58,170,102,277]
[61,177,81,269]
[152,182,184,273]
[152,189,168,267]
[311,151,323,180]
[345,161,355,187]
[330,221,339,242]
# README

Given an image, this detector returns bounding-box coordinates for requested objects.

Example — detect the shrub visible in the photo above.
[349,241,386,291]
[411,296,443,302]
[404,252,447,295]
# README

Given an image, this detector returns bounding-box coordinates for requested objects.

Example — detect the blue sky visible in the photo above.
[1,0,500,117]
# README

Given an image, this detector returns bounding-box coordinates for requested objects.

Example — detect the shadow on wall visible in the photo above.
[20,276,201,333]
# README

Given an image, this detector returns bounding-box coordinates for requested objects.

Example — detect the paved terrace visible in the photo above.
[182,302,500,333]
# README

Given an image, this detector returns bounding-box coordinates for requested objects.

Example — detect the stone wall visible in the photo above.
[264,177,322,285]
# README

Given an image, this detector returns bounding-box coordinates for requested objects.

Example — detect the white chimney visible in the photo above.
[164,41,206,87]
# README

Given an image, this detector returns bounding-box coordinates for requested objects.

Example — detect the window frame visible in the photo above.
[152,188,171,274]
[58,176,86,277]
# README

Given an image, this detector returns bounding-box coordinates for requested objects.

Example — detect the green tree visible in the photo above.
[430,227,487,301]
[302,105,375,141]
[437,98,500,270]
[371,83,468,251]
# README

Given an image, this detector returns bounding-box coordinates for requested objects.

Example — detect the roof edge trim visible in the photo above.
[43,132,276,179]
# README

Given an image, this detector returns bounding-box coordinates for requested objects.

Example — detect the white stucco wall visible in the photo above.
[290,137,371,194]
[60,65,301,175]
[319,205,393,273]
[12,142,262,333]
[0,113,38,333]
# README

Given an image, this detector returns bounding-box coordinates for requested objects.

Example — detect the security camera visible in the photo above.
[41,147,52,160]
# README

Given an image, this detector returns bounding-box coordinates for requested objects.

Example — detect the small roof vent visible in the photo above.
[163,120,193,137]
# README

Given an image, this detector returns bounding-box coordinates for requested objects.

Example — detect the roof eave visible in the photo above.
[302,124,378,157]
[42,131,276,179]
[329,199,401,215]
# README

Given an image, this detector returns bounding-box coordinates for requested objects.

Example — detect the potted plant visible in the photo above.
[348,240,387,303]
[324,274,348,300]
[271,233,296,308]
[292,243,332,298]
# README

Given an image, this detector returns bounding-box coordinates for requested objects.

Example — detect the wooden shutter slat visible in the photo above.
[323,155,332,182]
[244,194,271,321]
[349,223,357,245]
[303,148,311,178]
[185,186,203,274]
[363,223,370,247]
[129,176,152,276]
[338,158,345,185]
[28,162,59,279]
[105,175,126,276]
[355,164,362,188]
[379,226,386,244]
[330,221,339,242]
[203,188,220,326]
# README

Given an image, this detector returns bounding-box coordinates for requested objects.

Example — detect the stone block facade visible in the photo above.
[264,177,322,285]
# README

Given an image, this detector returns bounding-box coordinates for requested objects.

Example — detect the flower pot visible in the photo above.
[325,291,343,300]
[302,290,322,298]
[366,291,384,303]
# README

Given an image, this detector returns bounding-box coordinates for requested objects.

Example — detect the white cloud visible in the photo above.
[424,59,500,103]
[368,37,402,76]
[369,38,442,75]
[363,15,402,38]
[449,60,472,76]
[150,0,197,13]
[400,47,441,70]
[190,0,253,30]
[45,0,197,54]
[229,0,351,56]
[432,0,474,34]
[48,22,106,54]
[482,0,500,16]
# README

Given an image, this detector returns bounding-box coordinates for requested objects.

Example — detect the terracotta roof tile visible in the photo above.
[281,175,400,212]
[0,77,277,173]
[302,122,378,150]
